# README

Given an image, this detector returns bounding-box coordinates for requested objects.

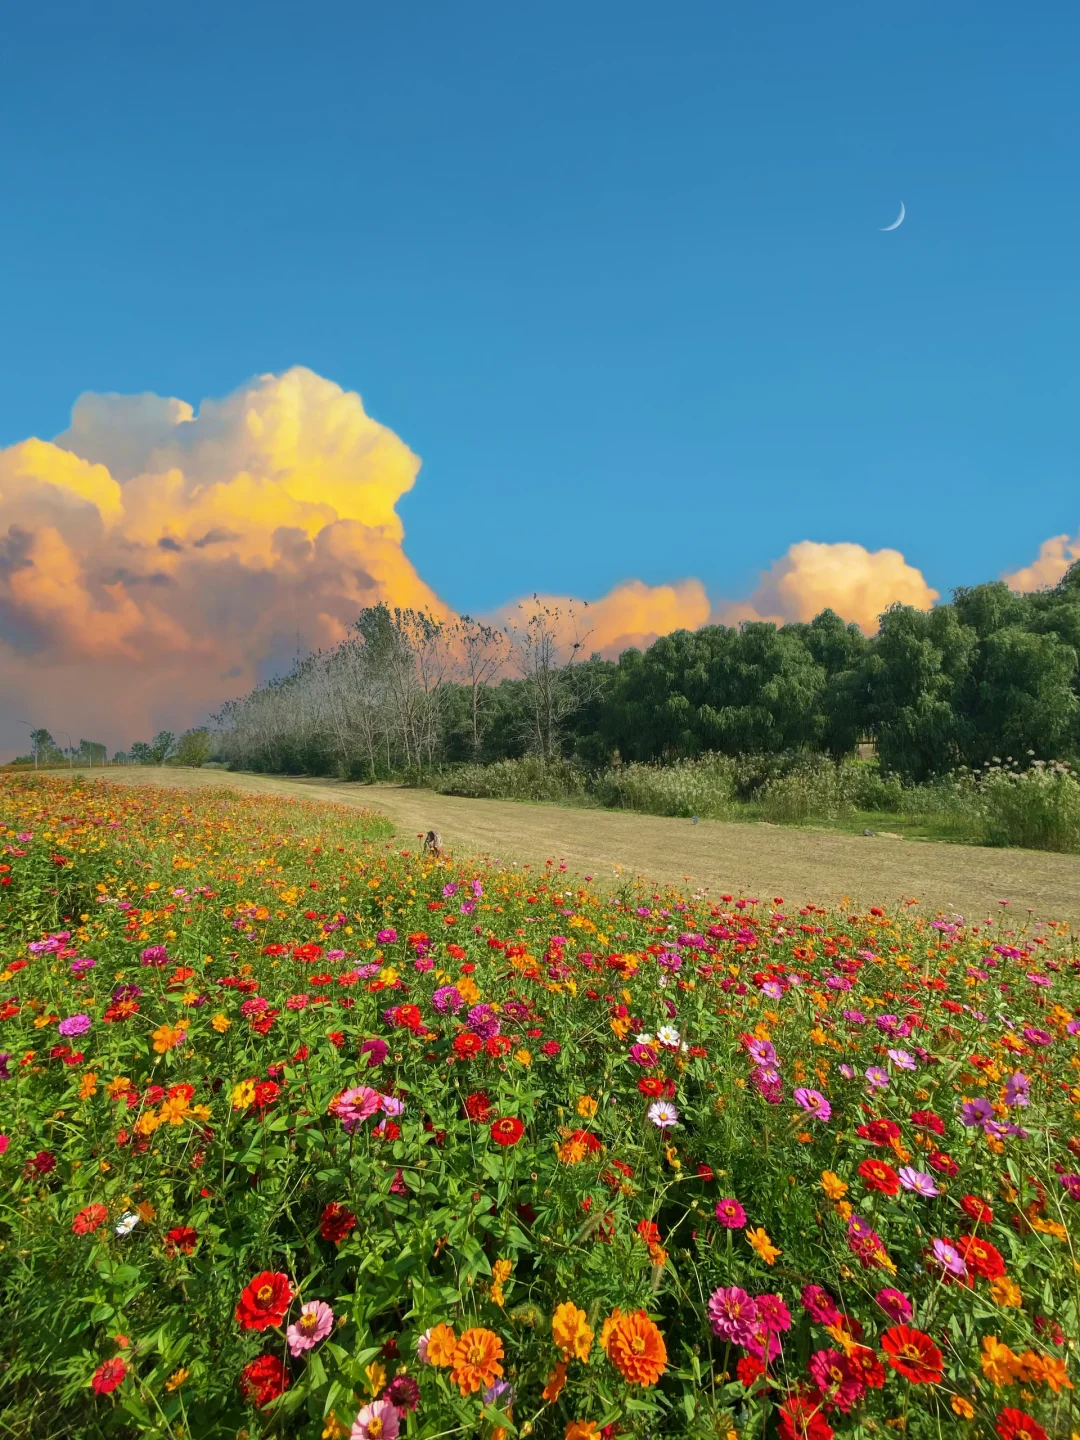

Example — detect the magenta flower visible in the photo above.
[57,1014,91,1038]
[898,1167,939,1197]
[630,1043,659,1067]
[1004,1072,1030,1107]
[1059,1173,1080,1201]
[800,1284,839,1325]
[432,985,463,1014]
[707,1286,758,1345]
[1023,1026,1052,1046]
[351,1399,400,1440]
[875,1287,912,1322]
[376,928,397,945]
[755,1293,791,1333]
[793,1088,831,1122]
[286,1300,334,1356]
[960,1097,994,1129]
[745,1038,776,1066]
[714,1197,747,1229]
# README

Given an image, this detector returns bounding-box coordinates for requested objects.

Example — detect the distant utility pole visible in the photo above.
[60,730,74,768]
[18,720,37,770]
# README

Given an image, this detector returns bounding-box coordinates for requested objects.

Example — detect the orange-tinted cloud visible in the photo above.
[0,367,942,757]
[1002,533,1080,593]
[715,540,939,634]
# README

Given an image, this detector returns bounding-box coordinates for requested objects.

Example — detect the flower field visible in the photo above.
[1,775,1079,1440]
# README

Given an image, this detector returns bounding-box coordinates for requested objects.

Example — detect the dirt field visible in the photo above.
[39,766,1080,924]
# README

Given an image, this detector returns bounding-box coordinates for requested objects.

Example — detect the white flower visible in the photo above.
[647,1100,679,1129]
[115,1211,141,1236]
[635,1033,654,1046]
[657,1026,681,1048]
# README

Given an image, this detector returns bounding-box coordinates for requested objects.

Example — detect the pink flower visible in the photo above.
[875,1287,912,1322]
[629,1043,659,1067]
[714,1197,747,1228]
[930,1238,967,1279]
[755,1293,792,1333]
[793,1088,831,1122]
[898,1167,939,1197]
[330,1086,382,1132]
[351,1398,400,1439]
[800,1283,839,1325]
[707,1286,758,1345]
[286,1300,334,1356]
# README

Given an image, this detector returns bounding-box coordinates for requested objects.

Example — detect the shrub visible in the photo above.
[980,760,1080,851]
[436,754,588,802]
[592,754,737,818]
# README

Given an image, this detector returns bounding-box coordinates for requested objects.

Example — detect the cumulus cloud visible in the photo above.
[715,540,939,634]
[1002,533,1080,593]
[0,366,945,757]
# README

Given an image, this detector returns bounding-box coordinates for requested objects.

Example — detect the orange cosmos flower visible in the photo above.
[552,1301,593,1361]
[746,1227,782,1265]
[603,1309,667,1387]
[425,1323,457,1367]
[543,1361,568,1402]
[450,1327,504,1395]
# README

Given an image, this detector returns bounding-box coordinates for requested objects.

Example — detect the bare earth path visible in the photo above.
[51,766,1080,923]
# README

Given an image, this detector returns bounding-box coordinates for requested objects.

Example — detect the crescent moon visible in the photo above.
[881,201,905,231]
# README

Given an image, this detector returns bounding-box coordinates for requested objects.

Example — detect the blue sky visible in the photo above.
[1,0,1077,613]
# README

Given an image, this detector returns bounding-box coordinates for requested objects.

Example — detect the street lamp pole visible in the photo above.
[59,730,74,769]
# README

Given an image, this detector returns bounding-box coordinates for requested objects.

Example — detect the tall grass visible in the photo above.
[429,751,1080,854]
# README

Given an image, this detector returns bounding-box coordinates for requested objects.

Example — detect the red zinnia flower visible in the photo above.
[961,1194,994,1226]
[91,1357,127,1394]
[72,1204,109,1235]
[239,1353,289,1408]
[465,1091,492,1122]
[235,1270,293,1330]
[490,1116,524,1147]
[995,1409,1047,1440]
[856,1119,901,1147]
[319,1202,357,1245]
[637,1077,665,1097]
[737,1355,766,1388]
[778,1388,834,1440]
[880,1325,943,1384]
[910,1109,945,1136]
[956,1234,1006,1279]
[858,1159,900,1197]
[163,1226,199,1256]
[453,1032,483,1059]
[927,1150,959,1177]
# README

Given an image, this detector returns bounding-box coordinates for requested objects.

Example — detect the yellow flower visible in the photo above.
[552,1301,593,1362]
[211,1013,231,1033]
[950,1397,974,1419]
[321,1415,349,1440]
[231,1079,256,1109]
[364,1360,386,1396]
[165,1368,190,1392]
[106,1076,131,1097]
[746,1227,781,1265]
[159,1096,190,1126]
[821,1171,848,1200]
[514,1048,532,1067]
[1040,1354,1074,1393]
[565,1423,600,1440]
[989,1276,1023,1308]
[490,1257,512,1307]
[576,1095,598,1118]
[557,1137,587,1164]
[134,1109,160,1136]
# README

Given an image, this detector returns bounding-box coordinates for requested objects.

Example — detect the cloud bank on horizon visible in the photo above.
[0,366,1072,753]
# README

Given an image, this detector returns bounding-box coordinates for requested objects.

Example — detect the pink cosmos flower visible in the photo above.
[286,1300,334,1356]
[793,1088,831,1122]
[887,1048,917,1071]
[898,1167,939,1197]
[930,1238,967,1279]
[647,1100,679,1129]
[351,1399,400,1439]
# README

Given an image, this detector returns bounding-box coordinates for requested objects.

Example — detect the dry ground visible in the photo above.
[39,766,1080,924]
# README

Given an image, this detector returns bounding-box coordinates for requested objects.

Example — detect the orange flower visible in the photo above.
[552,1301,593,1362]
[603,1309,667,1387]
[951,1396,975,1419]
[450,1327,504,1396]
[426,1323,457,1367]
[746,1227,782,1265]
[151,1023,186,1053]
[1039,1354,1073,1393]
[980,1336,1018,1388]
[543,1361,568,1402]
[565,1423,600,1440]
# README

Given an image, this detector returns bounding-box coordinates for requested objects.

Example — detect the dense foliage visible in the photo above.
[212,567,1080,786]
[2,775,1079,1439]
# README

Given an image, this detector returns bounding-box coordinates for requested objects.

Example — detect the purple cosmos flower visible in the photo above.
[793,1088,831,1122]
[898,1167,939,1197]
[442,883,459,898]
[1004,1072,1030,1107]
[887,1048,916,1071]
[930,1238,967,1278]
[1059,1173,1080,1202]
[838,1064,856,1080]
[865,1067,890,1090]
[707,1286,758,1345]
[379,1095,405,1118]
[57,1014,91,1038]
[746,1038,777,1066]
[471,879,483,898]
[761,980,783,1000]
[960,1097,994,1129]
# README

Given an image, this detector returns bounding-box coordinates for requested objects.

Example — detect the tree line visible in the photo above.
[212,563,1080,784]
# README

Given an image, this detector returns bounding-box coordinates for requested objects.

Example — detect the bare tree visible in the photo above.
[504,596,596,760]
[449,615,508,758]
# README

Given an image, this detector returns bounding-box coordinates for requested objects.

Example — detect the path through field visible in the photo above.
[47,766,1080,923]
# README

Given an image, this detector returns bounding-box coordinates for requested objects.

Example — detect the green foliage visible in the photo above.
[591,754,737,817]
[170,727,214,768]
[436,754,589,801]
